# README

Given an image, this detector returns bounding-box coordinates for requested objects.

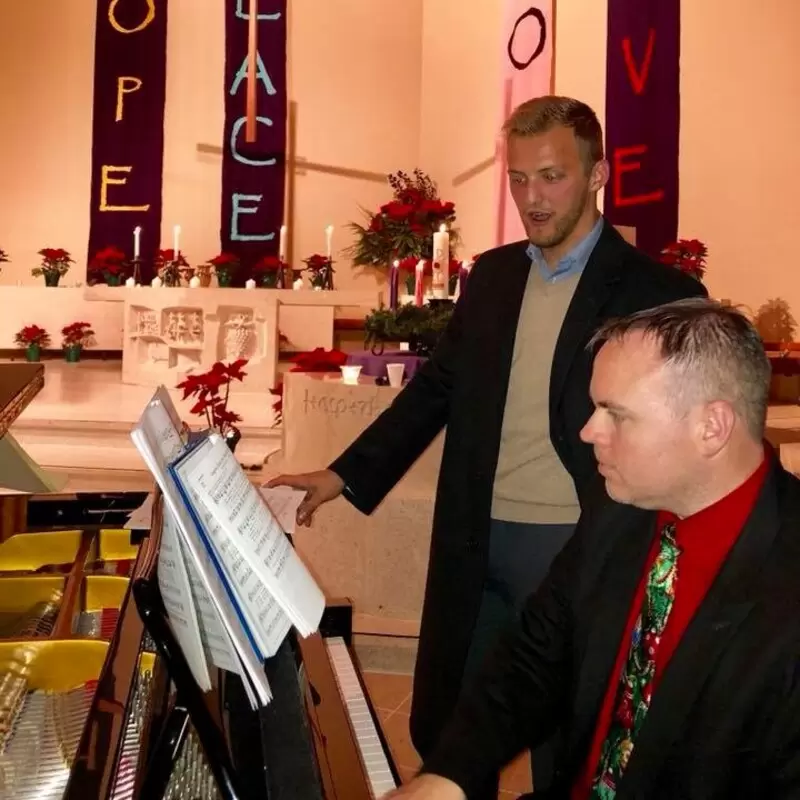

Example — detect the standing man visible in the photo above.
[269,96,705,792]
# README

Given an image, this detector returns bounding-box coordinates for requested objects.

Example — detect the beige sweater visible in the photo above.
[491,266,581,525]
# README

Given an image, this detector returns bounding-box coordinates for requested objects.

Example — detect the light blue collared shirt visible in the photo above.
[526,216,604,284]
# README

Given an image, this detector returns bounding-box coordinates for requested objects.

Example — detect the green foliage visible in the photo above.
[364,302,454,353]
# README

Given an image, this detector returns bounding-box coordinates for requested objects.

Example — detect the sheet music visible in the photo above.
[131,388,271,708]
[124,492,154,530]
[259,487,306,534]
[176,435,325,638]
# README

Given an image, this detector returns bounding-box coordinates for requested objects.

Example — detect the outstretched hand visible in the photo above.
[265,469,345,526]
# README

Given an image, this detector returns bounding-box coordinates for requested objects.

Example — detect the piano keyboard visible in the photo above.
[325,637,397,799]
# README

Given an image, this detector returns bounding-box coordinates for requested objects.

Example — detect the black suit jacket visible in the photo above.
[330,221,707,755]
[423,460,800,799]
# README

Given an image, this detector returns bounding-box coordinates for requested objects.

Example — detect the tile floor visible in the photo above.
[362,670,533,798]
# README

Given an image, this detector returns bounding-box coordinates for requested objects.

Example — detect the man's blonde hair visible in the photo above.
[503,95,604,170]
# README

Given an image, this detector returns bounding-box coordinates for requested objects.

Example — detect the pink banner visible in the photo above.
[494,1,554,246]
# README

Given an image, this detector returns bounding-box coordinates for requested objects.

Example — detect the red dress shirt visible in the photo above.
[571,452,769,799]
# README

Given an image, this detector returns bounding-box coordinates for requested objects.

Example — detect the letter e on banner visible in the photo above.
[494,1,554,246]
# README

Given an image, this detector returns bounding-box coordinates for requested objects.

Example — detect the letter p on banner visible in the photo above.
[493,1,553,246]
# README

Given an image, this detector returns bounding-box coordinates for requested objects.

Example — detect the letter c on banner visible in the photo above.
[230,116,277,166]
[108,0,156,34]
[507,7,547,70]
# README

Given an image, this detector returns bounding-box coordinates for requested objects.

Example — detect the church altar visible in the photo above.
[0,285,382,356]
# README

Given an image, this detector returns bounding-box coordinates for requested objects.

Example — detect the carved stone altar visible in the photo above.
[122,290,279,391]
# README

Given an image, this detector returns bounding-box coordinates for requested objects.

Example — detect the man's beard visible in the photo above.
[527,184,590,249]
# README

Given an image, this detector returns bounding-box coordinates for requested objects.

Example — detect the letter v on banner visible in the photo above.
[494,0,554,246]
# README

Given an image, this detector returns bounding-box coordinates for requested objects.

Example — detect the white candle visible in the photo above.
[151,276,163,288]
[432,223,450,297]
[293,277,303,290]
[245,278,256,289]
[325,225,334,259]
[173,225,181,256]
[415,259,425,307]
[279,224,287,261]
[133,226,141,260]
[189,276,201,288]
[125,277,135,288]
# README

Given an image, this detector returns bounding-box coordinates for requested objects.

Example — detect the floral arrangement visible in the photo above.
[33,248,74,282]
[302,254,334,289]
[176,359,247,439]
[155,248,190,286]
[208,252,240,286]
[269,348,348,425]
[346,169,460,268]
[364,303,453,356]
[61,321,94,348]
[14,325,50,348]
[659,238,707,281]
[89,246,128,285]
[252,255,288,288]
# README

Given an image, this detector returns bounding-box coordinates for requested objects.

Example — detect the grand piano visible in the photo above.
[0,488,400,799]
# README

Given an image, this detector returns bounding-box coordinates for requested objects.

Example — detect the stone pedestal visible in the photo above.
[122,289,279,391]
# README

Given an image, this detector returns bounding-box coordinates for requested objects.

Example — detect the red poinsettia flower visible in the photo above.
[61,321,94,346]
[14,324,50,347]
[254,255,284,272]
[659,238,707,281]
[381,201,415,221]
[615,689,635,729]
[176,359,248,436]
[209,252,240,268]
[39,248,73,263]
[290,347,348,372]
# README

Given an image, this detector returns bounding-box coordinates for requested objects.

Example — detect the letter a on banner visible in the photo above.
[494,1,554,246]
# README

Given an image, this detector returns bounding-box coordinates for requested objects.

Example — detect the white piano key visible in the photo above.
[325,636,398,798]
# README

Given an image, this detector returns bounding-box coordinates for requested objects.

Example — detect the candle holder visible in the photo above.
[131,257,143,286]
[160,260,181,287]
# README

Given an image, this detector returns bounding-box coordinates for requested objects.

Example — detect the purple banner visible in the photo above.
[603,0,680,258]
[87,0,168,281]
[221,1,288,280]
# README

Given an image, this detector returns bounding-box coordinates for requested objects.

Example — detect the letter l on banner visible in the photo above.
[494,0,554,246]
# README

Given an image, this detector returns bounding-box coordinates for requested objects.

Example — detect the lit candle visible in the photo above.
[432,224,450,297]
[125,277,135,288]
[390,260,399,310]
[279,224,287,262]
[245,278,256,289]
[189,276,201,288]
[133,226,141,260]
[325,225,334,259]
[173,225,181,256]
[414,259,425,307]
[151,276,163,288]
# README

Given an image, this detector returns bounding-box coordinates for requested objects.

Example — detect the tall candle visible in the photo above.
[173,225,181,257]
[432,224,450,297]
[389,260,399,310]
[414,260,425,307]
[279,224,287,262]
[325,225,334,259]
[133,226,141,260]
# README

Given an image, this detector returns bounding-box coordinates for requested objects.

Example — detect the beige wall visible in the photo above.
[1,0,799,320]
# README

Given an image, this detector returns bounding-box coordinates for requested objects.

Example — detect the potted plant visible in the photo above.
[659,238,708,282]
[33,248,73,286]
[61,321,94,363]
[89,246,128,286]
[14,325,50,362]
[176,359,248,451]
[252,255,288,288]
[208,252,240,287]
[155,248,189,287]
[302,254,334,290]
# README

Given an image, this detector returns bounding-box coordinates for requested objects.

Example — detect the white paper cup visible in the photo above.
[340,365,362,385]
[386,363,405,388]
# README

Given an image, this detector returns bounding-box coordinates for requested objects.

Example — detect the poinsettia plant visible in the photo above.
[14,325,50,348]
[252,255,288,288]
[89,246,128,285]
[269,348,348,425]
[659,238,707,281]
[346,169,460,269]
[33,248,73,279]
[61,321,94,348]
[302,254,334,289]
[208,252,240,285]
[176,359,248,438]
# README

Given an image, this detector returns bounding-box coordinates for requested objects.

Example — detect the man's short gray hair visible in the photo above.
[589,298,771,439]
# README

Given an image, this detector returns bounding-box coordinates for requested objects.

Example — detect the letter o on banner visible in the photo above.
[507,8,547,70]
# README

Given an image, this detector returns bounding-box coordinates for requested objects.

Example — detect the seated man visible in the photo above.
[388,298,800,799]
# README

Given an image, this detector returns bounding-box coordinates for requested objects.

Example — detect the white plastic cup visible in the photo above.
[386,363,405,388]
[340,365,362,385]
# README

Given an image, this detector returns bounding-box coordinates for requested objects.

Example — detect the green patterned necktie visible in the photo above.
[589,522,681,800]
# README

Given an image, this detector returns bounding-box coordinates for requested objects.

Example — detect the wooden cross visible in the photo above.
[246,0,258,143]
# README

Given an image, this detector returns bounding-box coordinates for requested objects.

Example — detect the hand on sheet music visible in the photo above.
[264,469,344,526]
[384,773,466,799]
